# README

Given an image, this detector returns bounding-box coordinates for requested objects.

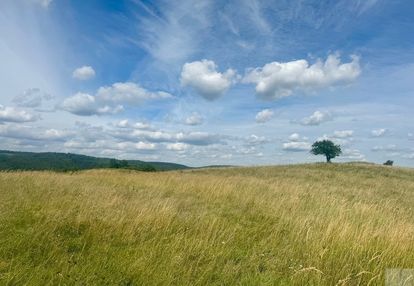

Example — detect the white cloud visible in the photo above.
[115,120,151,130]
[300,110,332,126]
[135,141,156,150]
[404,153,414,160]
[61,93,95,114]
[371,128,387,137]
[283,141,311,152]
[341,148,365,161]
[371,144,399,152]
[243,54,361,100]
[237,146,257,155]
[116,119,130,128]
[185,112,203,125]
[0,124,72,141]
[333,130,354,138]
[283,132,311,151]
[43,129,72,140]
[13,88,44,108]
[97,82,172,105]
[60,93,123,116]
[175,132,223,146]
[288,133,301,142]
[166,142,189,151]
[246,134,267,145]
[72,66,96,80]
[316,133,352,147]
[61,82,172,116]
[255,109,273,123]
[112,129,225,146]
[0,105,40,123]
[64,140,157,153]
[180,60,237,100]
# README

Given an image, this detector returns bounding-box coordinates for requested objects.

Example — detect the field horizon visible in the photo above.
[1,163,413,285]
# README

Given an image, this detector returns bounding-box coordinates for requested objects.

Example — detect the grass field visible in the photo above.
[0,163,413,285]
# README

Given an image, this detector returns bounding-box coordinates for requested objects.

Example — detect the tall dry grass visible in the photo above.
[0,163,413,285]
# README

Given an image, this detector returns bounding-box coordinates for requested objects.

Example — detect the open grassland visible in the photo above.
[0,163,413,285]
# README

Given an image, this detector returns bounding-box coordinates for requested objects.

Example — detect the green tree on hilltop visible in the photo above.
[311,140,341,163]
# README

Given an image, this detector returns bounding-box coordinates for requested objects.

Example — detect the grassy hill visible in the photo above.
[0,150,189,171]
[0,163,413,285]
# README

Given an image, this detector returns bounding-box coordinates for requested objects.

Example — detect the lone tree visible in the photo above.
[311,140,341,163]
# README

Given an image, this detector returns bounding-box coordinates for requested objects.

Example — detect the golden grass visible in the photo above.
[0,163,413,285]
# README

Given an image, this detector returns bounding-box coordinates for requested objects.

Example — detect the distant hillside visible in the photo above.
[0,150,189,171]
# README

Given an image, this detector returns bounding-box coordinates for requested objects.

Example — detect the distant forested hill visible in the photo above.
[0,150,189,171]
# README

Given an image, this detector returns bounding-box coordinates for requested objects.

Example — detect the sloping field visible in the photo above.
[0,164,413,285]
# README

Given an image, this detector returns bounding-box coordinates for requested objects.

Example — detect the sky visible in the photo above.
[0,0,413,167]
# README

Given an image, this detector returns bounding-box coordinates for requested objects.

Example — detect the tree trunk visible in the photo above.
[326,156,331,163]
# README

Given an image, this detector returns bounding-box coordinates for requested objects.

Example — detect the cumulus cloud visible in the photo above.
[332,130,354,138]
[180,60,237,100]
[371,128,387,137]
[0,124,72,141]
[184,112,203,125]
[124,141,156,151]
[300,110,332,126]
[175,132,223,146]
[341,148,365,161]
[61,82,172,116]
[112,128,225,146]
[246,134,268,145]
[288,133,301,141]
[64,140,156,152]
[136,142,156,150]
[115,119,152,130]
[60,93,123,116]
[404,153,414,160]
[13,88,45,108]
[237,146,258,155]
[371,144,399,152]
[243,54,361,100]
[0,105,40,123]
[316,133,352,147]
[283,141,311,152]
[97,82,172,105]
[283,133,310,151]
[72,66,96,80]
[166,142,189,151]
[255,109,273,123]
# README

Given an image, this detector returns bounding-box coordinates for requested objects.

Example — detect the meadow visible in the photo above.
[0,163,413,285]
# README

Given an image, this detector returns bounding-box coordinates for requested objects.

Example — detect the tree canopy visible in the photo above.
[310,140,341,163]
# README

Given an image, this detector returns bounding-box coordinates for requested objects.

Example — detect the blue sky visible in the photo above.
[0,0,414,167]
